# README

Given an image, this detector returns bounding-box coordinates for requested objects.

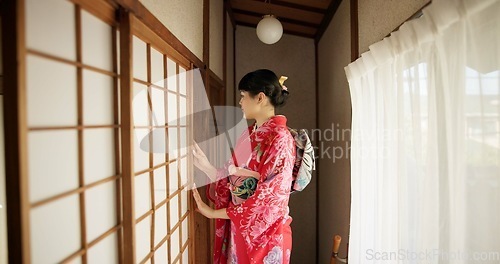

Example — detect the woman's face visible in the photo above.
[239,91,264,120]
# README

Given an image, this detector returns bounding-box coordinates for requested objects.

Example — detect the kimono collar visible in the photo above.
[253,115,288,131]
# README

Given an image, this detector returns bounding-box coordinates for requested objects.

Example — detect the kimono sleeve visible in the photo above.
[225,132,295,249]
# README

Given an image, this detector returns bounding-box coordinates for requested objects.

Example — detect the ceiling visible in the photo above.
[226,0,341,40]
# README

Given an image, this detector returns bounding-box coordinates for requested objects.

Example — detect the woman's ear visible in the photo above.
[257,92,266,103]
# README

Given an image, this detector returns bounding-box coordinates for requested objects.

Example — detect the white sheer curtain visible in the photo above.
[345,0,499,263]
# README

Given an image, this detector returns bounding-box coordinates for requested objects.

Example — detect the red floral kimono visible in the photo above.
[206,115,296,264]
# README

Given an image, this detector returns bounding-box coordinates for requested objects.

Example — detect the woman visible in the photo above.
[191,69,296,264]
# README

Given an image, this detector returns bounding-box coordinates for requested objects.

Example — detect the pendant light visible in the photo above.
[256,0,283,44]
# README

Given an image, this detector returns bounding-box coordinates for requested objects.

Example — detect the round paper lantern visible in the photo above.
[256,15,283,44]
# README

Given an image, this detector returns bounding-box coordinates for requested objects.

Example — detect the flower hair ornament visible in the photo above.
[279,75,289,93]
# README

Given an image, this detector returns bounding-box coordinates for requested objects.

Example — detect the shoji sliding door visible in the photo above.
[3,0,194,263]
[130,17,193,264]
[25,0,122,263]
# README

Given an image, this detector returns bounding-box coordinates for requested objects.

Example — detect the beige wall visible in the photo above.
[359,0,429,53]
[209,0,224,79]
[140,0,204,60]
[235,25,317,263]
[317,0,351,262]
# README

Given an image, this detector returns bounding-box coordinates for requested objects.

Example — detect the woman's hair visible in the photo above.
[238,69,289,108]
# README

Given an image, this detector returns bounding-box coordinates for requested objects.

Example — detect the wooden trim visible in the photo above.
[75,6,90,263]
[118,7,137,263]
[350,0,359,61]
[26,49,118,77]
[0,76,3,95]
[315,0,342,43]
[29,124,120,131]
[111,24,125,263]
[3,0,31,262]
[69,0,117,26]
[187,62,195,264]
[29,175,121,208]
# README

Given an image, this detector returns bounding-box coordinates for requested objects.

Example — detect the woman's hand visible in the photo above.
[192,141,217,181]
[192,183,230,219]
[192,183,214,219]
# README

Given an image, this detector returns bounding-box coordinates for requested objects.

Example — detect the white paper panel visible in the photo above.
[153,128,167,166]
[28,130,78,203]
[154,244,168,264]
[179,97,187,126]
[180,157,188,187]
[81,10,112,71]
[170,226,180,261]
[27,56,77,127]
[182,247,189,264]
[87,232,118,264]
[151,88,166,126]
[85,181,117,242]
[133,36,147,81]
[167,92,178,125]
[181,217,188,246]
[30,195,81,264]
[180,127,187,156]
[154,204,167,246]
[135,215,151,263]
[134,128,150,172]
[180,188,188,216]
[179,67,187,95]
[167,127,178,160]
[154,166,167,205]
[151,47,164,85]
[167,58,177,92]
[168,161,178,194]
[169,195,179,228]
[133,83,150,127]
[26,0,76,60]
[135,173,151,217]
[83,70,114,125]
[84,129,115,184]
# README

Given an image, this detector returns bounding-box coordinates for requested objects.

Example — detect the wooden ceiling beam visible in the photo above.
[247,0,327,14]
[271,0,331,9]
[230,0,323,25]
[232,8,321,28]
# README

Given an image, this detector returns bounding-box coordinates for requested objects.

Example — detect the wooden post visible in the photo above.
[2,0,31,262]
[119,7,137,263]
